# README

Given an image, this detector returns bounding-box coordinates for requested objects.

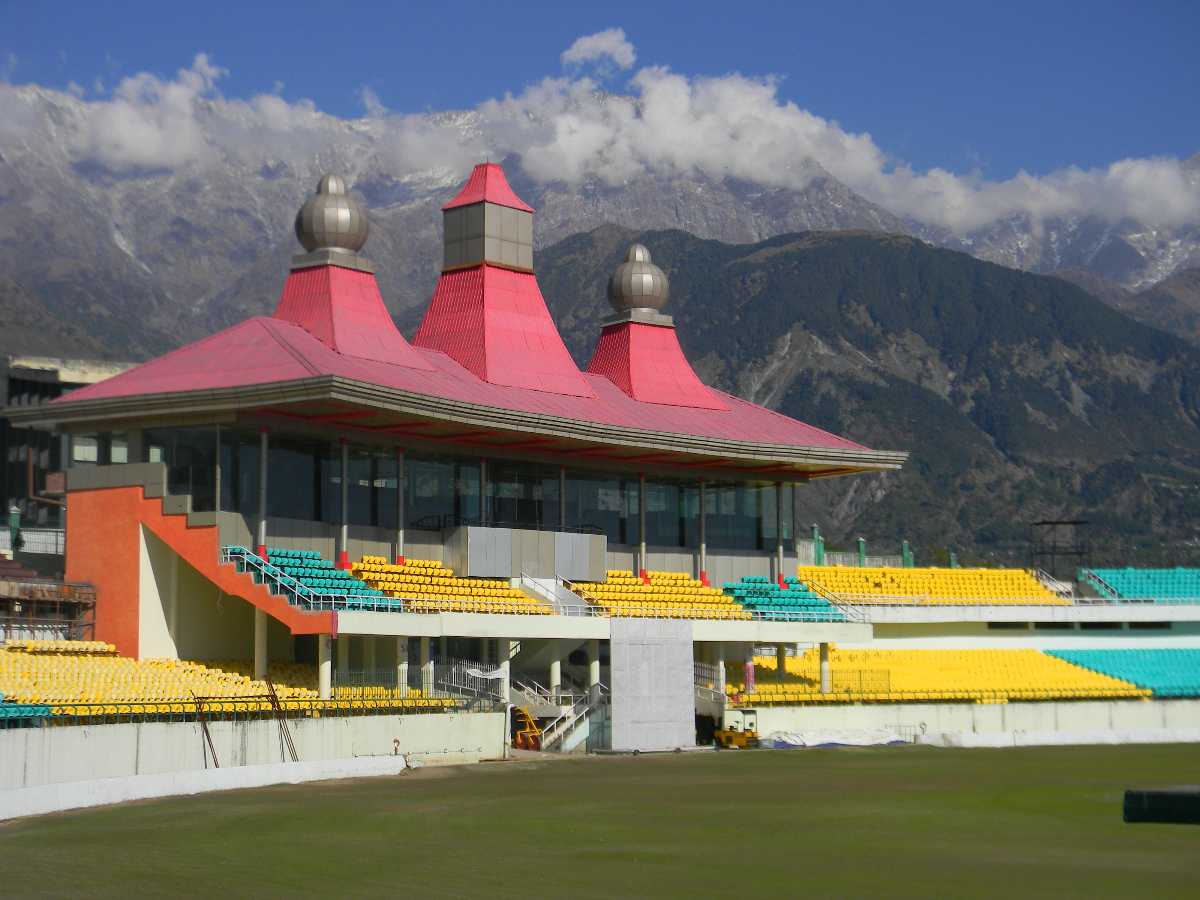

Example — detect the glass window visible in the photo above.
[71,434,99,465]
[565,473,637,543]
[109,434,129,465]
[219,430,261,514]
[406,456,480,529]
[319,445,340,524]
[486,461,560,530]
[267,438,320,521]
[143,427,218,512]
[348,449,399,528]
[707,483,763,550]
[644,481,695,547]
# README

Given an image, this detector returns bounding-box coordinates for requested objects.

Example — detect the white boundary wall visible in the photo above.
[726,699,1200,744]
[2,757,410,821]
[0,711,505,794]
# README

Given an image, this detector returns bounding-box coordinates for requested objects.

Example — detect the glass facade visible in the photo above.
[144,427,218,513]
[72,424,796,550]
[564,473,638,543]
[486,461,560,530]
[406,455,480,529]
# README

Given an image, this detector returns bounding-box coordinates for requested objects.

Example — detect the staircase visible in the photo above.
[538,685,610,752]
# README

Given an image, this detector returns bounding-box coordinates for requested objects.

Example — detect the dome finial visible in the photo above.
[294,173,369,255]
[607,243,670,315]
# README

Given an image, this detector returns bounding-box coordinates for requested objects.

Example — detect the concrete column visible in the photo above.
[318,634,332,700]
[820,641,832,694]
[499,640,513,704]
[363,635,376,675]
[419,637,433,694]
[338,440,350,569]
[337,636,351,680]
[438,636,448,662]
[256,428,268,558]
[698,479,707,583]
[638,473,647,576]
[775,643,787,683]
[395,636,409,693]
[549,646,562,700]
[559,465,567,529]
[395,449,406,562]
[253,608,268,681]
[213,425,222,514]
[775,481,785,582]
[744,645,756,694]
[715,642,725,692]
[587,638,601,698]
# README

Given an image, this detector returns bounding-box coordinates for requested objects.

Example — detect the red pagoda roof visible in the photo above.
[442,163,534,212]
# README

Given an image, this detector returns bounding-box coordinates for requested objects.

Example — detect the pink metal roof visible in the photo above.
[588,321,727,410]
[442,163,534,213]
[274,265,433,370]
[59,306,865,451]
[413,264,595,398]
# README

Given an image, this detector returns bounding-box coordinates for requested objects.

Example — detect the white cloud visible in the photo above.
[561,28,636,71]
[8,34,1198,233]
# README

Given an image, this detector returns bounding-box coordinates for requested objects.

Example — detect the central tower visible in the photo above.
[413,163,594,398]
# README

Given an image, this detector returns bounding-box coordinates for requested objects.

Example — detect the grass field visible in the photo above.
[3,745,1199,898]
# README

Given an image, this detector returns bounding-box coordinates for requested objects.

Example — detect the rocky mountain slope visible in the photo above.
[2,85,1198,360]
[537,227,1200,566]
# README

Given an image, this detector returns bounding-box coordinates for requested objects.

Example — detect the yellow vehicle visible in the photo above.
[715,712,759,749]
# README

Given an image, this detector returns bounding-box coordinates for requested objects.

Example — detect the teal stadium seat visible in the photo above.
[1046,649,1200,698]
[223,546,391,610]
[722,575,846,622]
[1081,567,1200,604]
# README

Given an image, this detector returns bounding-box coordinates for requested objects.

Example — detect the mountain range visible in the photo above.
[1,85,1199,361]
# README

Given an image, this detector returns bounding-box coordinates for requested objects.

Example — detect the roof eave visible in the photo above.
[6,374,908,475]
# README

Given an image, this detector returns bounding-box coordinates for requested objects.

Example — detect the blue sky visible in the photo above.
[3,0,1196,181]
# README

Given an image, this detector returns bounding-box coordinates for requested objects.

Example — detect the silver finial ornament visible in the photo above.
[607,243,670,313]
[294,173,369,254]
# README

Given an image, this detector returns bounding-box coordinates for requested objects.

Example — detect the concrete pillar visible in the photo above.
[419,637,433,694]
[213,425,222,514]
[715,642,726,691]
[395,449,405,562]
[395,636,409,693]
[337,440,350,569]
[499,639,513,704]
[256,428,268,558]
[439,636,448,662]
[744,645,756,694]
[775,481,785,582]
[587,638,601,698]
[318,634,332,700]
[638,473,647,577]
[549,646,562,700]
[698,479,707,583]
[253,608,268,681]
[363,635,376,674]
[337,636,351,680]
[775,643,787,683]
[820,641,832,694]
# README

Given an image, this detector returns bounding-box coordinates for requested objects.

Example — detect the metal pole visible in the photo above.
[213,425,221,514]
[775,481,784,582]
[338,440,350,569]
[396,449,405,563]
[820,642,831,694]
[638,474,647,577]
[253,608,268,681]
[256,428,269,559]
[698,479,707,583]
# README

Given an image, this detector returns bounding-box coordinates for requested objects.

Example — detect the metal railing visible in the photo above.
[0,528,65,555]
[823,551,903,568]
[540,683,609,750]
[0,695,497,730]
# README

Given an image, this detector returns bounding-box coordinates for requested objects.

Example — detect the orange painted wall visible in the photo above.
[66,486,335,658]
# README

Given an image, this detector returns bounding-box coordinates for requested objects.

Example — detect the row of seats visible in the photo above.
[726,648,1149,704]
[267,548,384,597]
[1081,568,1200,602]
[210,661,455,708]
[572,570,752,620]
[1047,649,1200,697]
[796,565,1065,605]
[722,575,845,621]
[352,556,551,614]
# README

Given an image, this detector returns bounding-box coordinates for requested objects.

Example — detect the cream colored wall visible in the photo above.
[138,527,178,659]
